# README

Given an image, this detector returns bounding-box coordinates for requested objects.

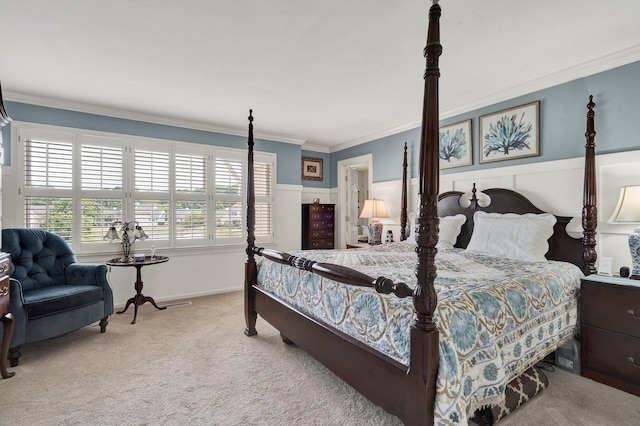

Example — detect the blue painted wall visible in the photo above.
[330,60,640,185]
[1,101,302,185]
[3,60,638,190]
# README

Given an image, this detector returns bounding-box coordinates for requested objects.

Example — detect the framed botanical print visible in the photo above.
[480,101,540,163]
[439,119,472,169]
[301,156,323,181]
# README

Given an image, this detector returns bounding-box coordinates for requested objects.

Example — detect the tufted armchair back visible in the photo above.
[2,228,77,291]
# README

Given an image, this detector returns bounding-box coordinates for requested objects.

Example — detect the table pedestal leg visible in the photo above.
[116,264,166,324]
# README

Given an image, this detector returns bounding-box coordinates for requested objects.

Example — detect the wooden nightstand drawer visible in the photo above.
[582,279,640,338]
[582,326,640,395]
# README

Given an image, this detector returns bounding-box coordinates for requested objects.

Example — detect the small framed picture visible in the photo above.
[439,119,472,169]
[301,156,323,181]
[480,101,540,163]
[313,198,320,204]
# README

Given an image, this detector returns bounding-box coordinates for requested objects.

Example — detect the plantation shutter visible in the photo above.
[134,149,170,240]
[25,139,73,189]
[24,137,74,240]
[254,161,272,237]
[135,149,170,192]
[80,144,124,242]
[214,158,243,238]
[175,153,207,240]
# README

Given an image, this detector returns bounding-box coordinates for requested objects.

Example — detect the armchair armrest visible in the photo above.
[65,263,108,287]
[65,263,114,316]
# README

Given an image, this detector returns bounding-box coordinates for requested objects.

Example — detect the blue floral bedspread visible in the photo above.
[256,241,582,425]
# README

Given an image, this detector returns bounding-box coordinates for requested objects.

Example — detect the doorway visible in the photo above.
[337,154,372,248]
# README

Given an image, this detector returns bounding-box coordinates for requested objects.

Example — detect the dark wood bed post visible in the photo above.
[400,142,409,241]
[582,96,597,276]
[406,1,441,424]
[244,110,258,336]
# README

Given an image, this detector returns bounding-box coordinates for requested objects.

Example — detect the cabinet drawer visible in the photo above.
[309,239,334,249]
[0,276,9,316]
[309,204,334,213]
[582,280,640,338]
[582,326,640,388]
[310,221,334,230]
[309,230,334,239]
[0,256,8,278]
[310,212,334,221]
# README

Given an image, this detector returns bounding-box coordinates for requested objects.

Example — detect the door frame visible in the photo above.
[337,154,372,249]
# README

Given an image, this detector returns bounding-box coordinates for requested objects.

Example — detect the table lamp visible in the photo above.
[104,220,149,262]
[608,185,640,279]
[359,198,389,245]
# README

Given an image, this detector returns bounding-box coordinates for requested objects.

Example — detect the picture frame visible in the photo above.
[480,101,540,163]
[301,156,323,181]
[439,119,472,169]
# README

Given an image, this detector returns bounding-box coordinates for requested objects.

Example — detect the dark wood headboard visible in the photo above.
[438,187,585,270]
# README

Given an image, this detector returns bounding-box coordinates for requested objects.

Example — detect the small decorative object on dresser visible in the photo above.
[301,203,335,250]
[581,274,640,396]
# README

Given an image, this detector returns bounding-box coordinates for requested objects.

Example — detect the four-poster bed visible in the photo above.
[243,2,598,425]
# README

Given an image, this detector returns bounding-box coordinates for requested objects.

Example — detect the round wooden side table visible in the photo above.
[106,255,169,324]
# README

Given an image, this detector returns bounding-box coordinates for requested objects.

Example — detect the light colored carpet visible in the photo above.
[1,291,639,425]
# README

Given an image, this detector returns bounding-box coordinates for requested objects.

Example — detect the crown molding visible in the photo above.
[329,121,420,153]
[3,91,306,146]
[331,45,640,153]
[440,44,640,120]
[301,143,330,154]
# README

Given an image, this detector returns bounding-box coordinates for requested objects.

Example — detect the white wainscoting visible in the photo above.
[367,149,640,274]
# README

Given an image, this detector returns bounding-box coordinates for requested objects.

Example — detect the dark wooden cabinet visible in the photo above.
[1,252,15,378]
[302,203,335,250]
[581,275,640,396]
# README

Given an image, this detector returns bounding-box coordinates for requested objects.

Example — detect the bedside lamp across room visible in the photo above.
[609,185,640,279]
[359,198,389,245]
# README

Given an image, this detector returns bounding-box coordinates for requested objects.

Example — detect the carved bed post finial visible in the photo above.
[470,183,478,209]
[244,109,258,336]
[400,142,409,241]
[246,109,256,261]
[405,3,441,423]
[415,0,441,331]
[582,96,597,275]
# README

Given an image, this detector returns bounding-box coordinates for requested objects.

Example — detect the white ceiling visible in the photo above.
[2,1,640,151]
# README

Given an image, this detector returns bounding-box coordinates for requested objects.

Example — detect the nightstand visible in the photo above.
[581,274,640,396]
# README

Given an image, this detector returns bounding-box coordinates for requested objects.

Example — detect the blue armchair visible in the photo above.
[0,228,114,367]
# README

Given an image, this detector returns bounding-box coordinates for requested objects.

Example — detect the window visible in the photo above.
[14,123,275,253]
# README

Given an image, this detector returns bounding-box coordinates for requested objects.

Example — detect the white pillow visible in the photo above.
[405,212,417,243]
[405,213,466,250]
[465,211,557,261]
[438,214,467,249]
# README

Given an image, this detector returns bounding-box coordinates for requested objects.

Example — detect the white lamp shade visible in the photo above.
[359,199,389,219]
[609,185,640,223]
